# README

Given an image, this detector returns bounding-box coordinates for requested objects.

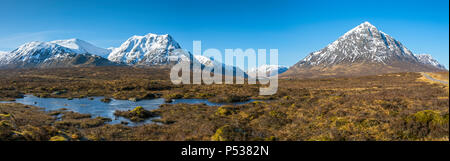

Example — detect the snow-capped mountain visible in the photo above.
[108,33,246,76]
[108,33,184,65]
[0,41,119,68]
[0,51,8,57]
[283,21,446,78]
[248,65,288,78]
[414,54,446,70]
[51,38,111,58]
[193,55,246,76]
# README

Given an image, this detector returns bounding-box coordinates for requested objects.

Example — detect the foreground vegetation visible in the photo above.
[0,67,448,141]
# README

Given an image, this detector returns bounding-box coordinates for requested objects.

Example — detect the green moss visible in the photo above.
[215,105,238,116]
[197,93,213,98]
[49,136,68,141]
[166,93,182,99]
[282,96,291,100]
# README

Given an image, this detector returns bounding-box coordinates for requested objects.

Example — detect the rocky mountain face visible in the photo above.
[282,22,447,79]
[0,41,120,68]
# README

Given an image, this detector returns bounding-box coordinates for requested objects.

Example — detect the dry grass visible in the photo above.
[0,67,448,141]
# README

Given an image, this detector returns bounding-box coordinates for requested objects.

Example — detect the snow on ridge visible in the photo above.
[193,55,244,74]
[108,33,183,65]
[50,38,111,58]
[106,33,244,75]
[297,21,418,67]
[414,53,447,70]
[0,41,73,65]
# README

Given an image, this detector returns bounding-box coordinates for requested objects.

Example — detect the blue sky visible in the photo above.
[0,0,448,68]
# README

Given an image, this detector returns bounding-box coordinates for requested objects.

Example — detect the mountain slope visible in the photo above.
[108,33,246,76]
[282,22,446,79]
[108,33,184,65]
[0,51,8,58]
[0,41,120,68]
[193,55,246,76]
[248,65,288,78]
[51,38,111,58]
[414,54,446,70]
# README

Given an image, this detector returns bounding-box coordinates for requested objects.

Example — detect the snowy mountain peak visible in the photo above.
[362,21,372,25]
[0,51,10,58]
[108,33,183,65]
[248,65,288,78]
[342,21,377,37]
[0,39,120,68]
[296,21,418,68]
[50,38,111,58]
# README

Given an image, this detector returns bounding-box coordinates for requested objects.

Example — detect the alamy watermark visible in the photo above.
[170,41,278,95]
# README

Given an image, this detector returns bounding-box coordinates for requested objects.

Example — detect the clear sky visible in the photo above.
[0,0,448,69]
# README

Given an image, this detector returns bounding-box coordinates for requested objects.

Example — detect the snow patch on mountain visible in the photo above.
[0,51,8,57]
[296,21,417,68]
[0,40,119,68]
[193,55,245,75]
[414,54,446,70]
[108,33,183,65]
[0,41,72,65]
[50,38,111,58]
[248,65,288,78]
